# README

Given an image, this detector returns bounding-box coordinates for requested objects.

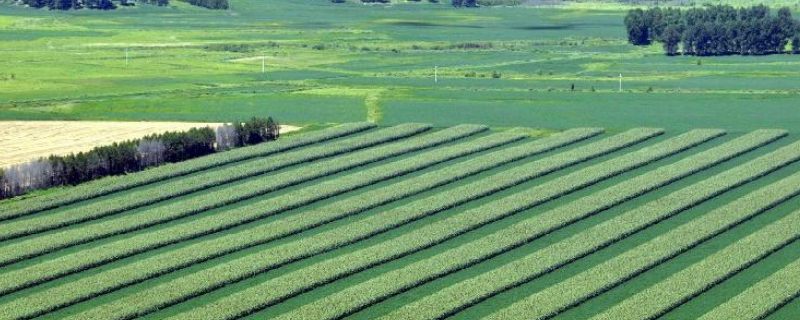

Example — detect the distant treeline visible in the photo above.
[17,0,228,10]
[625,5,800,56]
[0,117,279,199]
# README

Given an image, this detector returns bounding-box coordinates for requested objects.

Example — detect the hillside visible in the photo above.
[1,123,799,319]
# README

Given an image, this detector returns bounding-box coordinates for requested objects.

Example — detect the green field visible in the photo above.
[1,0,800,131]
[1,123,800,320]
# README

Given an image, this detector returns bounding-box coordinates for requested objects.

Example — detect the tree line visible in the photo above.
[18,0,227,10]
[0,117,280,199]
[625,5,800,56]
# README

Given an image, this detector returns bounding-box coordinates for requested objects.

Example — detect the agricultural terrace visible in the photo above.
[1,123,800,319]
[1,0,800,132]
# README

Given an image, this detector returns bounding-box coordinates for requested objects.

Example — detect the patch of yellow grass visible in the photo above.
[0,121,301,167]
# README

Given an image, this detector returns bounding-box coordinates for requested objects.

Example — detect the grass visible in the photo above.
[1,0,800,132]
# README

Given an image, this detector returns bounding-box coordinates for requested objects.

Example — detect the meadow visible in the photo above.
[0,0,800,131]
[1,123,800,319]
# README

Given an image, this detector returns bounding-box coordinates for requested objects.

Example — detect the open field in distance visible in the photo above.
[1,0,800,132]
[0,121,300,167]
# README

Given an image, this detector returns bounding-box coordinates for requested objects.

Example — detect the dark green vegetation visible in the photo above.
[17,0,227,11]
[0,116,280,199]
[1,0,800,132]
[625,5,800,56]
[1,124,800,320]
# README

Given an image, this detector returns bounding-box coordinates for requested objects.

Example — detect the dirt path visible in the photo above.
[0,121,301,167]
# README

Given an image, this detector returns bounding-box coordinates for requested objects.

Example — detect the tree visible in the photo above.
[625,9,651,46]
[629,5,800,56]
[793,36,800,54]
[53,0,73,10]
[452,0,463,7]
[662,25,681,56]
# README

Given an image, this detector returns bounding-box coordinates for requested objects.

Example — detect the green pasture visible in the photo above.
[0,0,799,131]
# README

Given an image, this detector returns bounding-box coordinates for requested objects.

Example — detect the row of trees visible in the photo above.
[179,0,228,10]
[0,117,280,199]
[452,0,478,7]
[625,5,800,56]
[18,0,226,10]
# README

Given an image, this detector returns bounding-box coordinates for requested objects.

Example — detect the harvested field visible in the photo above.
[0,121,301,167]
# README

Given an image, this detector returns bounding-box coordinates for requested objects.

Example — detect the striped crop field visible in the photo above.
[2,123,800,320]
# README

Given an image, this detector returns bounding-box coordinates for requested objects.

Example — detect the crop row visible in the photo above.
[152,128,711,320]
[0,122,375,222]
[377,131,795,320]
[592,212,800,318]
[484,150,800,320]
[0,123,437,241]
[697,255,800,320]
[266,130,769,320]
[0,124,469,264]
[290,129,781,320]
[0,129,599,294]
[0,129,533,319]
[47,129,667,320]
[0,129,532,297]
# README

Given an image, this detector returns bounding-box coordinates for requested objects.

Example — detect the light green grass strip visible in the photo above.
[0,123,436,245]
[484,164,800,320]
[380,131,796,320]
[0,122,375,221]
[0,123,431,241]
[58,128,667,320]
[0,127,532,297]
[697,257,800,320]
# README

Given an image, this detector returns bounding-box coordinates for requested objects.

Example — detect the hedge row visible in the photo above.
[53,129,666,320]
[0,125,513,297]
[485,142,800,320]
[382,131,793,320]
[0,122,374,221]
[0,124,432,241]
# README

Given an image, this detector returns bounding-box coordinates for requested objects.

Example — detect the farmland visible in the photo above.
[1,0,800,131]
[3,0,800,319]
[0,123,799,319]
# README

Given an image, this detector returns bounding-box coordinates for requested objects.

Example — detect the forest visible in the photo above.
[625,5,800,56]
[0,117,280,199]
